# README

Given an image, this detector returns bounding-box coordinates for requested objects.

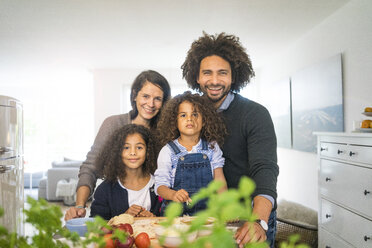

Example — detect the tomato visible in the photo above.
[103,233,115,248]
[134,232,151,248]
[116,223,133,235]
[115,235,134,248]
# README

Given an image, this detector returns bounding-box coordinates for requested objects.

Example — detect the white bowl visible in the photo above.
[155,224,197,247]
[197,224,213,237]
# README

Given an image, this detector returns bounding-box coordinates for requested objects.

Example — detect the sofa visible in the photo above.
[38,158,82,202]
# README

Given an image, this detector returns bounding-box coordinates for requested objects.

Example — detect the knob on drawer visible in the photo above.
[320,147,328,152]
[349,151,356,156]
[364,236,371,242]
[325,177,331,182]
[326,214,332,218]
[364,190,371,195]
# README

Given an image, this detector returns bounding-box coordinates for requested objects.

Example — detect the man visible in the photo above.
[182,32,279,247]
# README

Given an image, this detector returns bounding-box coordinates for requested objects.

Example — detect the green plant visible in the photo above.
[0,178,310,248]
[160,176,310,248]
[0,197,128,248]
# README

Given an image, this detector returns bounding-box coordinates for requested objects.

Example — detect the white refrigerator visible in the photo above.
[0,95,24,234]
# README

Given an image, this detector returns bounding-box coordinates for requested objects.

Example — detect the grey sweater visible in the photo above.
[221,94,279,208]
[77,113,131,194]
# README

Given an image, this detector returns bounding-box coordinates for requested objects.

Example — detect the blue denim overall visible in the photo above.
[161,139,213,216]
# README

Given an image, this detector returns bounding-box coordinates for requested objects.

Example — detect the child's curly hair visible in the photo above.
[156,91,227,148]
[96,124,157,182]
[181,32,255,93]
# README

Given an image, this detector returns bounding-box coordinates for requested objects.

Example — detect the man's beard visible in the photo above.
[202,84,231,103]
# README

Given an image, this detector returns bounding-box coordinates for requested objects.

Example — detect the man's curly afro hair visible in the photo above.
[181,32,255,93]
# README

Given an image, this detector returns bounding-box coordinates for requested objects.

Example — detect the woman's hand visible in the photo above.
[172,189,191,203]
[64,206,86,221]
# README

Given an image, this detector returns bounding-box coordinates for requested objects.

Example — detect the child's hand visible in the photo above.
[125,204,143,216]
[172,189,192,203]
[137,209,154,217]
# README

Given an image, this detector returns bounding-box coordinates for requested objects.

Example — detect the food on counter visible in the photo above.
[115,235,134,248]
[361,119,372,128]
[365,107,372,112]
[131,218,159,238]
[101,222,135,248]
[154,223,198,247]
[116,223,133,235]
[108,213,134,226]
[104,233,116,248]
[134,232,151,248]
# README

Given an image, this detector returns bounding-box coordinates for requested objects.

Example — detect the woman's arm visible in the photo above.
[64,185,90,220]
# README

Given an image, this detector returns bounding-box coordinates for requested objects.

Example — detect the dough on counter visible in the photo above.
[107,213,134,226]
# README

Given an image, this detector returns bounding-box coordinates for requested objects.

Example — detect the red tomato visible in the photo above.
[115,236,134,248]
[135,232,151,248]
[116,223,134,235]
[103,233,115,248]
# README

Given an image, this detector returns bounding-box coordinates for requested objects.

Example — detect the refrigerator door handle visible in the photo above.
[0,146,13,155]
[0,164,15,173]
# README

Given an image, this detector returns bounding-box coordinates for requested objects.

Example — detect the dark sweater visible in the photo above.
[90,180,162,220]
[221,94,279,208]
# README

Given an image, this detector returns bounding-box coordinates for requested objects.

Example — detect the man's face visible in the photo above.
[197,55,232,108]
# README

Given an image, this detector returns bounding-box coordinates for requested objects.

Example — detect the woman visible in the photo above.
[64,70,171,220]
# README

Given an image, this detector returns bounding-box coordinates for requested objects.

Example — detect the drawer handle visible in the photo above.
[364,236,371,242]
[325,177,331,182]
[349,151,356,156]
[337,149,343,154]
[325,214,332,218]
[320,147,328,152]
[364,190,371,196]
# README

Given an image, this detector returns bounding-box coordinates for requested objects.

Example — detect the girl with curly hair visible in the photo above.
[154,91,228,215]
[90,124,162,220]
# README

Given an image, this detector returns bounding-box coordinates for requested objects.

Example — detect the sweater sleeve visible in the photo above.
[245,105,279,206]
[77,114,130,195]
[90,181,112,220]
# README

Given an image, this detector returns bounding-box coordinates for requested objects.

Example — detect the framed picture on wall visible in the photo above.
[291,54,344,153]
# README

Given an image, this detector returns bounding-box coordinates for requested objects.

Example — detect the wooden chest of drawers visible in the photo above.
[315,132,372,248]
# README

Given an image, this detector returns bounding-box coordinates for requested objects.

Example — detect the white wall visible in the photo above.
[91,0,372,212]
[259,0,372,210]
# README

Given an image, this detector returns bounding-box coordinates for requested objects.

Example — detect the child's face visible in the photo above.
[121,133,147,170]
[177,101,203,139]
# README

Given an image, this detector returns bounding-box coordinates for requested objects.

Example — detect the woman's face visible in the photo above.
[135,81,164,122]
[121,133,147,170]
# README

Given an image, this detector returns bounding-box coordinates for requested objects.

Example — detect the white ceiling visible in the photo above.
[0,0,350,72]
